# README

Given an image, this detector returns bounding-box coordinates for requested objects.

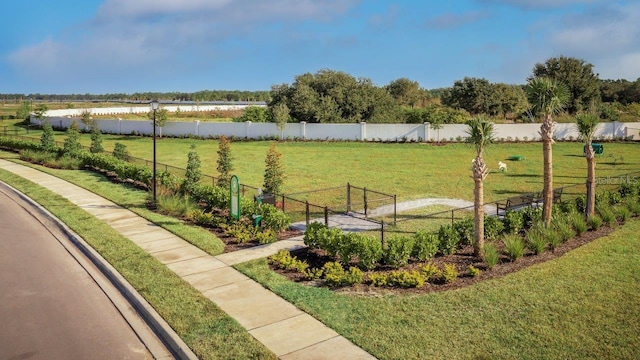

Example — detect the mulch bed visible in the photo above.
[271,226,615,295]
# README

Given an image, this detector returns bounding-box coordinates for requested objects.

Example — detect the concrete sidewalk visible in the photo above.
[0,159,374,360]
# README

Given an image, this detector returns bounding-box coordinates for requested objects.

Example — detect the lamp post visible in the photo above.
[151,100,159,208]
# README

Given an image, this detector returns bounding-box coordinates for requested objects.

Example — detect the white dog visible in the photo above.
[498,161,507,172]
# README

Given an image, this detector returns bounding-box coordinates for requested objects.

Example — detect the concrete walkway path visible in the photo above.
[0,159,374,360]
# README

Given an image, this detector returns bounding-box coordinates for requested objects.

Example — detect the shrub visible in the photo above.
[383,235,415,268]
[453,218,473,246]
[216,135,233,188]
[597,203,617,227]
[350,234,382,270]
[502,233,525,261]
[412,231,439,261]
[263,142,285,195]
[418,262,443,282]
[503,210,524,234]
[558,200,578,214]
[625,198,640,217]
[269,250,308,273]
[322,262,362,287]
[255,228,278,244]
[574,195,587,214]
[187,209,216,227]
[40,122,56,152]
[89,126,103,153]
[386,270,426,288]
[157,192,197,217]
[258,204,291,231]
[546,228,562,251]
[521,207,542,229]
[526,223,548,255]
[484,216,505,240]
[182,145,202,194]
[302,267,323,280]
[615,206,631,224]
[587,214,603,230]
[619,182,638,199]
[303,222,327,250]
[368,272,389,287]
[570,213,588,236]
[482,243,500,269]
[113,142,130,161]
[467,265,481,277]
[317,227,343,258]
[438,224,460,255]
[552,214,576,242]
[62,121,82,155]
[441,263,458,284]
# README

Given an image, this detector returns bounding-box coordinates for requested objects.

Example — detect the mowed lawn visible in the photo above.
[31,130,640,204]
[237,219,640,359]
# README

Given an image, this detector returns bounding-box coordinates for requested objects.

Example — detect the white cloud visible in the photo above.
[425,11,488,29]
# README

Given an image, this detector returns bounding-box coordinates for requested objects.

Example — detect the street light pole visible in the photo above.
[151,100,159,208]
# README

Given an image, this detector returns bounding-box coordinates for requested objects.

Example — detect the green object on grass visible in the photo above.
[508,155,525,161]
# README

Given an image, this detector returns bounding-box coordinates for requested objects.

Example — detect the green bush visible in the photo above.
[386,270,426,288]
[482,243,500,269]
[467,265,481,277]
[526,223,548,255]
[258,203,291,231]
[503,210,524,234]
[441,263,458,284]
[438,224,460,255]
[112,142,130,161]
[268,250,308,273]
[255,228,278,244]
[484,216,505,240]
[350,234,382,270]
[322,262,362,287]
[615,206,631,224]
[502,233,525,261]
[303,222,327,250]
[597,203,617,227]
[317,227,343,258]
[587,214,603,230]
[412,231,439,261]
[574,195,587,214]
[625,198,640,216]
[552,214,576,242]
[383,235,415,268]
[368,272,389,287]
[570,212,588,236]
[521,207,542,229]
[418,262,443,282]
[619,182,638,199]
[187,209,216,227]
[453,218,473,246]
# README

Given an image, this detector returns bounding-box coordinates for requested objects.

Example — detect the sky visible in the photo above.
[1,0,639,95]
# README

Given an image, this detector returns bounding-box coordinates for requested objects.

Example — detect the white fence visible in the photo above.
[42,104,264,117]
[35,115,640,142]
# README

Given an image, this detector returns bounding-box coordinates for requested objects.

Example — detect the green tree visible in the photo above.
[441,77,493,115]
[532,56,600,114]
[465,116,494,257]
[148,108,169,137]
[386,78,422,107]
[113,142,130,161]
[575,113,600,216]
[489,83,529,119]
[263,142,285,195]
[526,77,570,226]
[183,145,202,193]
[33,103,49,124]
[238,106,269,123]
[271,102,291,140]
[216,136,233,188]
[89,124,103,153]
[40,122,56,152]
[80,109,93,131]
[16,101,31,122]
[63,120,82,155]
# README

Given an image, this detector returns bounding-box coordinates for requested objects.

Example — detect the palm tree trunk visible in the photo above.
[474,177,484,258]
[541,114,554,227]
[586,145,596,216]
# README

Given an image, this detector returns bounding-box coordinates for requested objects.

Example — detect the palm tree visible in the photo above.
[526,77,569,227]
[465,116,495,258]
[575,113,600,216]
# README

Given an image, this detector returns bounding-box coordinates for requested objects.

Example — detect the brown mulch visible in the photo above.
[271,226,616,296]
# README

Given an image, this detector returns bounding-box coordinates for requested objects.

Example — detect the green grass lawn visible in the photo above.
[0,167,275,360]
[20,131,639,205]
[236,219,640,359]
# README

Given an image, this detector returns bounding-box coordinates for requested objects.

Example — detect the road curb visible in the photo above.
[0,181,198,360]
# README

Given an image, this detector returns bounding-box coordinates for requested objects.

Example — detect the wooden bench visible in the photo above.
[496,193,535,215]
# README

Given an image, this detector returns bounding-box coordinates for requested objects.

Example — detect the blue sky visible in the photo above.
[2,0,638,94]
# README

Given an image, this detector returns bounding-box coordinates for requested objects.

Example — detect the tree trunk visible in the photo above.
[541,114,554,227]
[474,177,484,258]
[586,143,596,216]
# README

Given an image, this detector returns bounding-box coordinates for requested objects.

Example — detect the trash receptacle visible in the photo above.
[255,194,276,206]
[252,214,263,227]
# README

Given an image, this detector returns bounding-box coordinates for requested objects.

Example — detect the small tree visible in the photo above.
[263,142,285,195]
[89,124,103,153]
[272,102,291,140]
[33,103,49,125]
[113,142,130,161]
[63,120,82,155]
[40,121,56,152]
[575,113,600,216]
[217,135,233,188]
[16,101,31,122]
[80,109,93,131]
[148,108,169,137]
[183,145,202,194]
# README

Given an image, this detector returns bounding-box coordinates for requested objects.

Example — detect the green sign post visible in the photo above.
[230,175,240,220]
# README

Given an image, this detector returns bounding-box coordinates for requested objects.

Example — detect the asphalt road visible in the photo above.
[0,187,165,360]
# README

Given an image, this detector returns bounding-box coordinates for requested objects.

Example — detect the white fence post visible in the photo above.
[300,121,306,140]
[360,122,366,141]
